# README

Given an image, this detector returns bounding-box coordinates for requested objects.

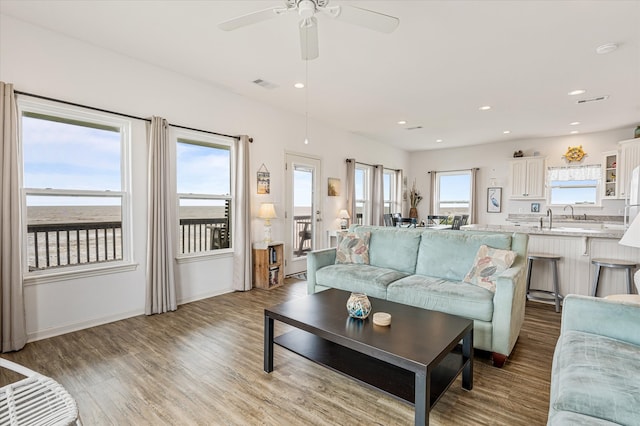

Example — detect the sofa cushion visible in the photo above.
[353,226,422,274]
[315,264,409,299]
[550,330,640,426]
[386,275,495,322]
[548,411,621,426]
[415,231,512,281]
[463,245,517,292]
[335,232,370,264]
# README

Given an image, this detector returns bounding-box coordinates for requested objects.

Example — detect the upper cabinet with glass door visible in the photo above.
[602,151,618,199]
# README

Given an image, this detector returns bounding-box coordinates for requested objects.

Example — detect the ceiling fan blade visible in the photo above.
[330,5,399,33]
[218,7,282,31]
[300,18,319,61]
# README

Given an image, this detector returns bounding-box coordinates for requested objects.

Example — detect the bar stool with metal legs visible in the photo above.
[526,253,563,312]
[591,259,637,297]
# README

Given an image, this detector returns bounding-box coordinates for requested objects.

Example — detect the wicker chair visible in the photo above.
[0,358,81,425]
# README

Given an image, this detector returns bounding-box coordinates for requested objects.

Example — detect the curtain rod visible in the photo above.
[345,158,400,172]
[14,90,246,142]
[428,168,480,174]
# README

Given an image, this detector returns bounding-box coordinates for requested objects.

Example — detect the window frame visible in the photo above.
[355,165,371,225]
[174,128,235,259]
[18,96,134,281]
[383,169,396,215]
[433,170,472,216]
[547,165,602,207]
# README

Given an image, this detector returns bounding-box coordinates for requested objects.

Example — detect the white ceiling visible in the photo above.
[2,0,639,151]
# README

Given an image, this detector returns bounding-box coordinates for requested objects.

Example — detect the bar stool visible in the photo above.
[526,253,562,312]
[591,259,637,297]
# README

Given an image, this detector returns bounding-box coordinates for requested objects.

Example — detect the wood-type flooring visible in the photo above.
[0,279,561,425]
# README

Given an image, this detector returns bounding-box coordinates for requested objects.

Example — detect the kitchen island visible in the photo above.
[463,223,638,298]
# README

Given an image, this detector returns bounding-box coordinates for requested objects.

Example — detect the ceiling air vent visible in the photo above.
[576,95,609,104]
[252,78,279,90]
[406,125,423,130]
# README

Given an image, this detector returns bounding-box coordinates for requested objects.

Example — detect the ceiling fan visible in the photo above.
[218,0,399,60]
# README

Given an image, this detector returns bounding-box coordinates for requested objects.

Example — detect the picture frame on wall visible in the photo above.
[328,177,341,196]
[257,163,270,194]
[531,203,540,213]
[487,187,502,213]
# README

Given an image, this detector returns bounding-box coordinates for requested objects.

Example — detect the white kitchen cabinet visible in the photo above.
[618,139,640,200]
[509,157,545,199]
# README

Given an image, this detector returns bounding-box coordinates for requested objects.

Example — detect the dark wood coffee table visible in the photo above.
[264,288,473,425]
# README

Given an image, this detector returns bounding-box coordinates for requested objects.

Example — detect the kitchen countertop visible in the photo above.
[462,224,625,239]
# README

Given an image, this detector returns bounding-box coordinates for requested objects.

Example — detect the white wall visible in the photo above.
[407,127,635,225]
[0,15,408,340]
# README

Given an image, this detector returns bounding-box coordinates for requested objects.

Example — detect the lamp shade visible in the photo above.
[338,209,350,219]
[257,203,277,220]
[619,213,640,248]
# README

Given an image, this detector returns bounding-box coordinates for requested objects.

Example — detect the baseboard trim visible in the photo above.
[27,308,144,343]
[26,288,235,343]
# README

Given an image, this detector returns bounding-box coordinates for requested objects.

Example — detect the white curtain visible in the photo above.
[233,135,252,291]
[469,168,479,224]
[548,164,601,181]
[428,171,437,216]
[395,169,404,216]
[145,116,177,315]
[345,159,356,224]
[0,82,27,351]
[371,165,384,225]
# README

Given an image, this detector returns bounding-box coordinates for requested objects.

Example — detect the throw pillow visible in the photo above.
[463,244,517,292]
[335,232,370,265]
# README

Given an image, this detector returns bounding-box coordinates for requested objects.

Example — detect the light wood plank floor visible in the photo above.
[1,279,561,425]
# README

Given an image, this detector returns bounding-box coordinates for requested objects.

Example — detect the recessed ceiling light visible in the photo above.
[294,82,305,89]
[570,130,579,134]
[479,105,492,111]
[397,120,407,125]
[570,121,580,126]
[568,89,586,96]
[436,139,443,143]
[503,130,511,134]
[596,43,618,55]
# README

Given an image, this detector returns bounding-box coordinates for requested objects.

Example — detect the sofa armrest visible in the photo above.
[561,294,640,346]
[306,248,336,295]
[491,260,527,356]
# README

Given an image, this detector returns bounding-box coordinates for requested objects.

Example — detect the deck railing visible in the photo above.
[27,217,231,271]
[27,222,123,271]
[293,215,312,256]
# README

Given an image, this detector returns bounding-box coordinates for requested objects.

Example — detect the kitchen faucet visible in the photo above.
[546,208,553,230]
[563,205,574,219]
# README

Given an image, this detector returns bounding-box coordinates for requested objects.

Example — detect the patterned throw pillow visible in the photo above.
[463,245,517,292]
[335,232,370,264]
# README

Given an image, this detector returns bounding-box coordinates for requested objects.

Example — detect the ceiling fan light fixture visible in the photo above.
[298,0,316,19]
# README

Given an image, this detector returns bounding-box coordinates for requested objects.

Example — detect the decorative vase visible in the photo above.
[346,293,371,319]
[409,207,418,218]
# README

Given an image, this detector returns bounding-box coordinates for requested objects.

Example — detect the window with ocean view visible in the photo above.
[176,131,233,255]
[19,98,131,273]
[434,171,472,216]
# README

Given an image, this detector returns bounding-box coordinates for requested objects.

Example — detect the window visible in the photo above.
[176,130,233,255]
[383,169,396,214]
[434,171,471,215]
[548,165,601,206]
[354,165,370,225]
[19,98,131,273]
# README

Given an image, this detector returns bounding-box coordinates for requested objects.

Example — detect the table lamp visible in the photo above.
[258,202,277,243]
[619,213,640,293]
[338,209,350,230]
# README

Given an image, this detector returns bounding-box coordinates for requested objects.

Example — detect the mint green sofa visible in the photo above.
[548,295,640,425]
[307,226,529,366]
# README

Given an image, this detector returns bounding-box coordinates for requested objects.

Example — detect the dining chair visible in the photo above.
[450,215,463,230]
